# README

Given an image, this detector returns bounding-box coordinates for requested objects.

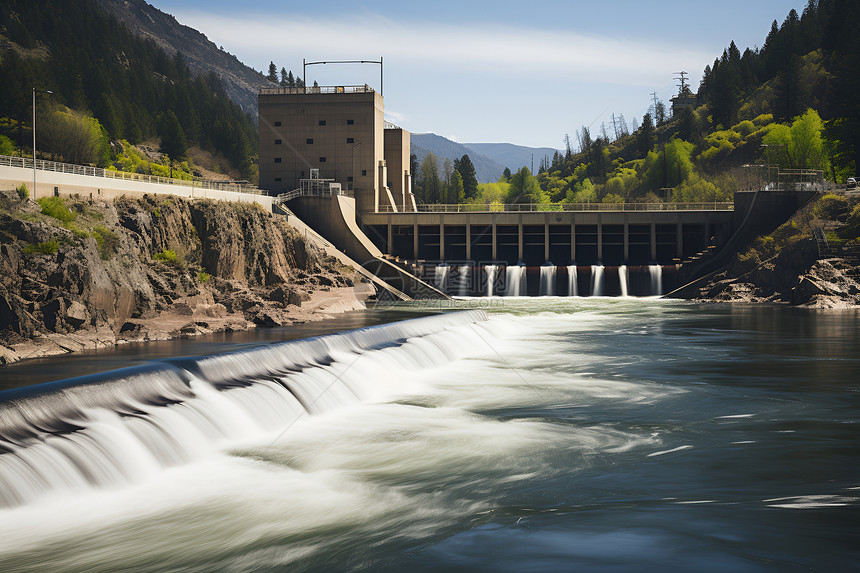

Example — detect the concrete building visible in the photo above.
[258,85,414,214]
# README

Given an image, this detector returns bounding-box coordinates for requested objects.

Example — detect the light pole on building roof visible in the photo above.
[32,88,53,201]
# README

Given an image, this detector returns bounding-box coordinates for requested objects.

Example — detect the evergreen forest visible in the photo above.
[0,0,259,182]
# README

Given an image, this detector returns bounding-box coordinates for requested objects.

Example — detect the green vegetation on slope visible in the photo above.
[0,0,258,181]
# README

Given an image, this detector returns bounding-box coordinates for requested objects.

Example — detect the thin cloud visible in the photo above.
[173,11,712,86]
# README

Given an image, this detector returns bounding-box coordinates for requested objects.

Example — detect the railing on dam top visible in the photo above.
[376,201,734,214]
[0,154,264,195]
[260,85,375,96]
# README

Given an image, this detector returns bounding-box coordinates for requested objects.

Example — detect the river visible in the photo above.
[0,298,857,572]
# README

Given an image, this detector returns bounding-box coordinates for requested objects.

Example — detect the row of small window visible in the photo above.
[274,138,355,145]
[272,120,355,127]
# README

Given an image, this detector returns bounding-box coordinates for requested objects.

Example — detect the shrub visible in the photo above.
[37,196,76,223]
[24,240,60,255]
[16,183,29,201]
[197,271,211,283]
[153,249,179,264]
[93,225,120,260]
[813,193,849,221]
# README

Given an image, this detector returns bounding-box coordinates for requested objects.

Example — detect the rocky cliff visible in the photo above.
[0,190,367,365]
[679,193,860,308]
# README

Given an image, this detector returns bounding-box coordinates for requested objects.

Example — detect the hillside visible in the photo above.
[520,0,858,208]
[411,133,505,184]
[91,0,271,115]
[0,0,258,181]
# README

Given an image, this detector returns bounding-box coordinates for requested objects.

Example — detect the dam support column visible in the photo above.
[440,223,446,261]
[518,219,523,262]
[597,218,603,262]
[544,222,550,262]
[571,222,576,262]
[676,221,683,259]
[466,223,472,261]
[623,219,629,262]
[413,221,418,259]
[387,223,393,255]
[492,221,497,261]
[651,223,657,261]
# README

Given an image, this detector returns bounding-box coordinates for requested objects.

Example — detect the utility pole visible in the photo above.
[610,113,620,141]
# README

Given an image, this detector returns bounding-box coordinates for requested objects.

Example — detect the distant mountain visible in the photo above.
[464,142,561,174]
[411,133,505,183]
[411,133,562,183]
[92,0,272,114]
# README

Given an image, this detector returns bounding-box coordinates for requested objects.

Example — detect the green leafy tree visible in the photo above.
[763,109,828,170]
[506,166,546,204]
[449,170,465,204]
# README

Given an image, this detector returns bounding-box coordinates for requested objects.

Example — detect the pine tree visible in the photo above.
[267,62,278,83]
[453,154,478,199]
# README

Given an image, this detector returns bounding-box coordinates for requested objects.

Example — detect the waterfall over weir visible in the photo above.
[0,311,488,509]
[649,265,663,296]
[567,265,578,296]
[618,265,629,297]
[505,266,527,296]
[590,265,605,296]
[485,265,497,297]
[539,265,556,296]
[434,265,450,293]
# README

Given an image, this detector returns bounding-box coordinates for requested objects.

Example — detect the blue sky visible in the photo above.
[151,0,807,150]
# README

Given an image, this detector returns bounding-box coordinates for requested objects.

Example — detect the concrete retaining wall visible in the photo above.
[0,164,273,209]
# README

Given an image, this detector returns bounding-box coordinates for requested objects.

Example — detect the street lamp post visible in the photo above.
[32,88,53,201]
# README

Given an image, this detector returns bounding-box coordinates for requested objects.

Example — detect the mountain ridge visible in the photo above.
[92,0,271,114]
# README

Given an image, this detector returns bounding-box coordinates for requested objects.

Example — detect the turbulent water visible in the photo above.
[0,299,857,572]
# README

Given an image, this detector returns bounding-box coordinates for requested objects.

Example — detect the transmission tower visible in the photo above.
[674,71,689,94]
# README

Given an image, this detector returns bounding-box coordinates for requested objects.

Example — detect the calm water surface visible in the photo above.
[0,298,857,572]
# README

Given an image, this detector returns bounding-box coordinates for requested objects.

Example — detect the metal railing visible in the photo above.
[260,84,375,96]
[376,201,734,213]
[275,186,353,203]
[0,154,264,195]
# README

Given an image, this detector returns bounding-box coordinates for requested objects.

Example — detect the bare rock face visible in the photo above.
[789,260,860,307]
[0,191,366,365]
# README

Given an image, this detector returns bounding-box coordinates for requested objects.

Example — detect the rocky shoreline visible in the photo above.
[0,190,371,365]
[681,239,860,308]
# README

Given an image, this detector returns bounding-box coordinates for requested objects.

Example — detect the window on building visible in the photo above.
[362,170,367,176]
[347,119,354,125]
[318,120,326,126]
[347,176,354,182]
[306,138,313,144]
[320,157,326,162]
[274,121,281,126]
[346,138,354,144]
[274,139,282,144]
[274,177,282,182]
[301,171,306,177]
[274,157,282,163]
